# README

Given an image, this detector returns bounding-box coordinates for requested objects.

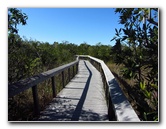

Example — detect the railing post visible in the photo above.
[32,85,40,116]
[105,82,109,105]
[68,67,70,82]
[51,76,56,98]
[72,65,75,78]
[76,63,78,74]
[108,94,116,121]
[62,71,65,88]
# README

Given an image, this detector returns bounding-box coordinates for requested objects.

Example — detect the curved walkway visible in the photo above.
[38,60,108,121]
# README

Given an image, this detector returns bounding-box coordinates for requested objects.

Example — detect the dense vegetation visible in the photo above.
[8,8,158,121]
[8,37,112,84]
[110,8,158,121]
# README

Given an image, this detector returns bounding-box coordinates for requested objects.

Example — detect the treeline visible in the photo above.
[8,33,112,84]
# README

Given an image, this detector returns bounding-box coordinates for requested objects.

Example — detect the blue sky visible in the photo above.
[17,8,122,46]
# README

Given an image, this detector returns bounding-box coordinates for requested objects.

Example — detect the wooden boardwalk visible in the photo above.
[38,60,108,121]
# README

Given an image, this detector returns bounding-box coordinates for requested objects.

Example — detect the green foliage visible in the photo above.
[111,8,158,121]
[140,81,158,121]
[8,8,28,34]
[8,34,43,83]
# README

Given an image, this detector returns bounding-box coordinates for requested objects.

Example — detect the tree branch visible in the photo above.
[147,18,158,26]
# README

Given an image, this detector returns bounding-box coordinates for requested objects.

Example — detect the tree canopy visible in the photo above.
[111,8,158,121]
[8,8,28,34]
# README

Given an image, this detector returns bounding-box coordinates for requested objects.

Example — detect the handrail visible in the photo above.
[8,60,78,98]
[9,55,140,121]
[78,55,140,122]
[8,58,79,115]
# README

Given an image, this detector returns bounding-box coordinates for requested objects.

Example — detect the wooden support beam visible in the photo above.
[68,67,70,82]
[51,76,56,98]
[72,65,75,78]
[76,63,78,74]
[62,71,65,88]
[32,85,40,116]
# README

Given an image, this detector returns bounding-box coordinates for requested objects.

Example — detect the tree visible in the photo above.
[78,42,90,55]
[111,8,158,121]
[8,8,28,34]
[8,8,29,83]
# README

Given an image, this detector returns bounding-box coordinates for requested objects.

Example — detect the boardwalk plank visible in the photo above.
[38,60,108,121]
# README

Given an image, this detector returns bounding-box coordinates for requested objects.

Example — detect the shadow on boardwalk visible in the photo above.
[71,61,92,121]
[38,97,108,121]
[38,61,108,121]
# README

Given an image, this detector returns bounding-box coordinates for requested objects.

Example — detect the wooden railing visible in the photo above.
[9,55,140,121]
[78,55,140,121]
[8,58,79,116]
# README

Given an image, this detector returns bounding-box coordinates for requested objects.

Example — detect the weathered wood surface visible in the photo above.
[79,55,140,121]
[38,60,108,121]
[8,60,78,98]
